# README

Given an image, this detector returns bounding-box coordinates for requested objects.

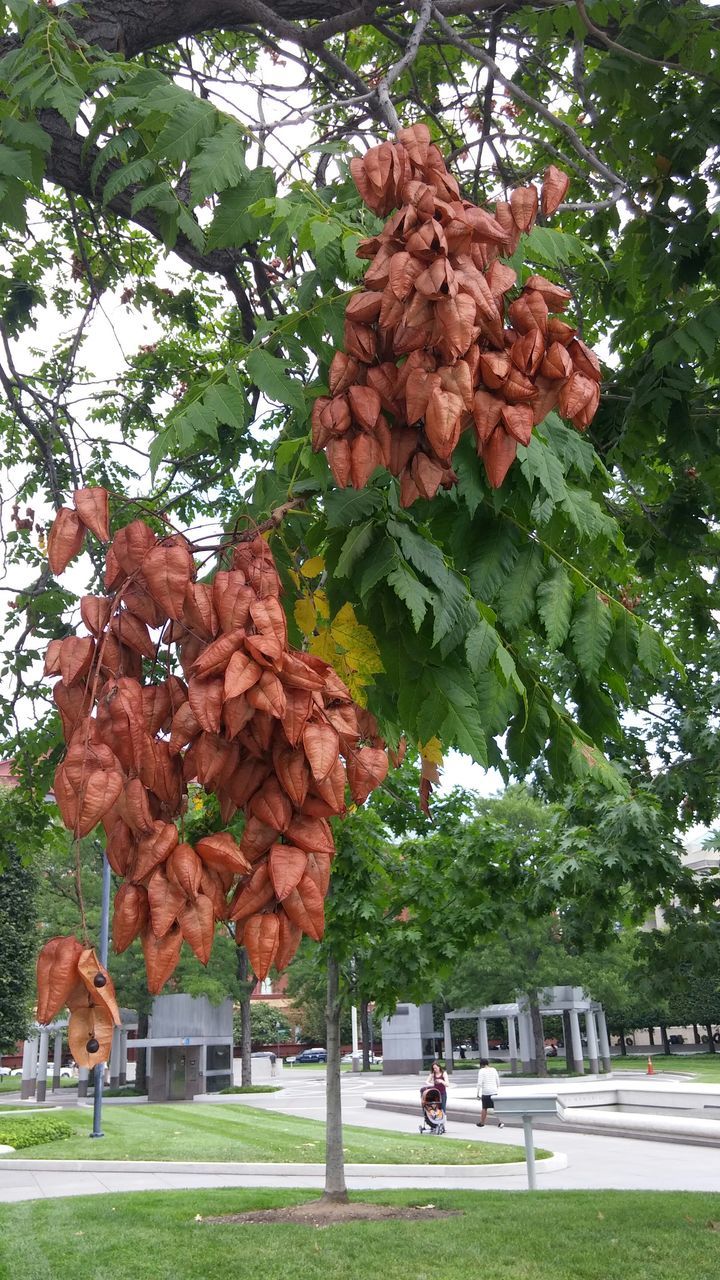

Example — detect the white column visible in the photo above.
[78,1065,89,1097]
[597,1009,612,1072]
[507,1017,519,1075]
[478,1018,490,1059]
[35,1029,50,1102]
[110,1026,122,1087]
[52,1031,63,1091]
[585,1009,599,1074]
[517,1011,533,1073]
[569,1009,584,1074]
[443,1016,454,1073]
[20,1035,38,1099]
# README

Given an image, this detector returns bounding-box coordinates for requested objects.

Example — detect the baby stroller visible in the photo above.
[419,1086,446,1136]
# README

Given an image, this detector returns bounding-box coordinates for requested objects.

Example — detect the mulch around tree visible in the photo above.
[202,1198,462,1228]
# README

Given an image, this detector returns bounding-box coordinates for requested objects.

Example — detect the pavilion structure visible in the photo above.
[443,986,612,1075]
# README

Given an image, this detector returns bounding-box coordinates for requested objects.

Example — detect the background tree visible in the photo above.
[232,1001,292,1049]
[0,788,47,1051]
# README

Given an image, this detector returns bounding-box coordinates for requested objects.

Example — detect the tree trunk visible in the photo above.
[648,1026,655,1046]
[236,945,253,1087]
[706,1024,716,1054]
[562,1011,576,1073]
[529,998,547,1077]
[619,1028,628,1057]
[360,999,371,1072]
[324,951,348,1203]
[660,1024,671,1055]
[135,1012,148,1094]
[693,1023,701,1045]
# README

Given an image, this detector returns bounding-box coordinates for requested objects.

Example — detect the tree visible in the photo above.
[232,1001,292,1048]
[1,1,718,1206]
[0,789,46,1051]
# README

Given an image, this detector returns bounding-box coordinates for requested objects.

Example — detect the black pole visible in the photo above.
[90,851,112,1139]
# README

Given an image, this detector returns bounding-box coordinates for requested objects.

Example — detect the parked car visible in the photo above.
[293,1048,327,1064]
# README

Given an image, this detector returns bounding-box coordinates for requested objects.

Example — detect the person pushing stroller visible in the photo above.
[476,1057,504,1128]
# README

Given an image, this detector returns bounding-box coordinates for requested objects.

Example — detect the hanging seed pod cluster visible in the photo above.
[35,936,121,1069]
[38,489,389,1024]
[312,124,601,500]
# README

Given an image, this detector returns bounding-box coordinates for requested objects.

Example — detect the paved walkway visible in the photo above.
[0,1071,718,1202]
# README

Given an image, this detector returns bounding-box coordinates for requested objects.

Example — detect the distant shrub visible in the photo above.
[219,1085,280,1094]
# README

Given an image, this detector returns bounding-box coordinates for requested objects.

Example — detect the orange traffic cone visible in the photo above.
[647,1056,654,1075]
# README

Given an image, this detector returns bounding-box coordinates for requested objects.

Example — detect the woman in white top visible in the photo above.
[476,1057,504,1128]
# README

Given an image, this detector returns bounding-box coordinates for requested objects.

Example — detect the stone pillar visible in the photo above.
[110,1026,122,1088]
[569,1009,584,1074]
[585,1009,600,1074]
[52,1031,63,1092]
[20,1035,38,1099]
[478,1018,490,1059]
[77,1066,89,1098]
[35,1028,50,1102]
[562,1010,576,1072]
[119,1030,128,1086]
[596,1009,612,1073]
[507,1016,519,1075]
[443,1016,454,1073]
[517,1011,533,1073]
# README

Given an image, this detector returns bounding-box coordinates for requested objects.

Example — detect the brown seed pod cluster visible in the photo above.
[35,936,121,1068]
[40,491,389,1005]
[312,124,600,499]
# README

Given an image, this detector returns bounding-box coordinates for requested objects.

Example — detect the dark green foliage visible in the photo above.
[0,1115,72,1149]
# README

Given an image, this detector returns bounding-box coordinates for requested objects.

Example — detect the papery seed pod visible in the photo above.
[541,165,570,216]
[179,894,215,965]
[274,910,303,971]
[73,487,110,542]
[269,843,308,901]
[48,507,86,576]
[112,883,149,954]
[36,936,85,1024]
[142,923,183,994]
[243,912,280,981]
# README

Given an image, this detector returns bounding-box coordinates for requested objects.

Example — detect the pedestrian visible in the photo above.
[476,1057,504,1128]
[424,1060,449,1110]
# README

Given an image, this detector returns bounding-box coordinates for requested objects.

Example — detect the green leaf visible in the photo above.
[358,536,399,596]
[246,349,305,412]
[387,562,434,631]
[324,487,384,529]
[440,700,489,765]
[203,381,247,430]
[0,143,33,180]
[205,169,276,249]
[335,521,376,578]
[466,522,520,599]
[309,219,342,254]
[102,157,156,205]
[494,644,526,697]
[518,433,568,506]
[151,100,216,164]
[465,619,499,675]
[189,124,248,204]
[571,590,614,681]
[637,623,662,675]
[495,545,545,631]
[536,564,573,649]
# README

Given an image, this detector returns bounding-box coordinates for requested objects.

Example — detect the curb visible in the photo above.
[0,1154,567,1179]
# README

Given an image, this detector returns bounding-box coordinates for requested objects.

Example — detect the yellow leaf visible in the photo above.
[300,555,325,579]
[294,596,317,637]
[288,569,300,589]
[419,736,443,766]
[309,629,337,663]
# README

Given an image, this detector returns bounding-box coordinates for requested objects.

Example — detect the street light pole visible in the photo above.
[90,849,112,1139]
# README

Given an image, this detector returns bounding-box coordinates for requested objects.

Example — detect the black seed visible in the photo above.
[86,1037,100,1054]
[93,973,107,988]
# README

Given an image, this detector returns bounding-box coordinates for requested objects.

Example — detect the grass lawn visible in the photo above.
[608,1054,720,1084]
[1,1102,538,1165]
[0,1076,76,1094]
[1,1188,719,1280]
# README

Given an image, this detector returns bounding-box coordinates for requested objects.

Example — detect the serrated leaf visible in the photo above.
[205,168,276,249]
[536,564,573,649]
[246,349,305,411]
[189,123,248,204]
[300,556,325,579]
[335,522,375,578]
[518,434,568,505]
[103,156,156,205]
[310,219,342,254]
[637,623,661,675]
[358,536,399,596]
[496,545,545,631]
[294,597,317,636]
[324,487,383,530]
[387,563,433,631]
[571,591,614,681]
[466,523,520,599]
[151,100,216,164]
[203,381,247,430]
[494,645,525,697]
[465,619,499,674]
[440,701,488,765]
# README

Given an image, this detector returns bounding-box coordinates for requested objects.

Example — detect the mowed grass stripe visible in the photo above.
[2,1102,535,1164]
[1,1189,719,1280]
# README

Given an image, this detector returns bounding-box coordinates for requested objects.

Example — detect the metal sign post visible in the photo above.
[90,850,112,1139]
[492,1093,558,1191]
